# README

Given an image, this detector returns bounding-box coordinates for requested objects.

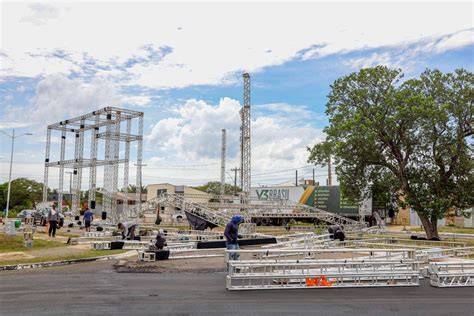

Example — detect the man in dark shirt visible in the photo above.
[224,215,244,261]
[83,208,94,232]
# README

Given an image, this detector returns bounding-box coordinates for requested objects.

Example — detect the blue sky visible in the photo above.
[1,1,473,189]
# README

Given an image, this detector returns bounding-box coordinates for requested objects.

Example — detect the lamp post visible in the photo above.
[0,129,33,218]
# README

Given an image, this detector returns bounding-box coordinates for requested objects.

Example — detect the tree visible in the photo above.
[194,181,241,197]
[308,66,473,239]
[0,178,44,216]
[123,185,148,194]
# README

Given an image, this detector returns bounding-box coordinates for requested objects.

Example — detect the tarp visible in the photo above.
[184,211,218,230]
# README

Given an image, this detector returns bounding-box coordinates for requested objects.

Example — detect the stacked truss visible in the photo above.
[42,107,144,222]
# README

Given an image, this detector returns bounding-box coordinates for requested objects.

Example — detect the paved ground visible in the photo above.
[0,260,473,316]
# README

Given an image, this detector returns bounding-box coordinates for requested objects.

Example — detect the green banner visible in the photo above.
[313,186,358,215]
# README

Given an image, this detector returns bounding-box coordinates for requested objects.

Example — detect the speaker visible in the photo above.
[102,212,107,220]
[74,215,80,221]
[90,200,96,209]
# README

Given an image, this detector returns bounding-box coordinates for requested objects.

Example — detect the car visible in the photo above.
[16,209,34,220]
[33,207,65,226]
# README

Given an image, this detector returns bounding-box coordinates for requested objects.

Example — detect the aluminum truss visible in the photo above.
[42,107,144,221]
[240,73,251,203]
[429,262,474,287]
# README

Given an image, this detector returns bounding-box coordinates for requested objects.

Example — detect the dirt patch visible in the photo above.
[0,252,34,261]
[114,256,226,273]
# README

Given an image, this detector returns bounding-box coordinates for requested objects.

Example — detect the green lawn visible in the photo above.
[0,249,128,266]
[407,226,474,234]
[0,234,67,253]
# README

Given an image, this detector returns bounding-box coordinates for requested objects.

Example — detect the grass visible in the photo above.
[0,249,128,266]
[0,234,67,253]
[406,226,474,234]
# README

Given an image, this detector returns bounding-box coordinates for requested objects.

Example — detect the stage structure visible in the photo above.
[42,107,144,222]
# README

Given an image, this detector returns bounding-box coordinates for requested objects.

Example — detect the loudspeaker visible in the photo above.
[90,200,96,209]
[102,212,107,220]
[75,215,80,220]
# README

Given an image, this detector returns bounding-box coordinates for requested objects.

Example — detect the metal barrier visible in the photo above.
[429,261,474,287]
[226,248,419,290]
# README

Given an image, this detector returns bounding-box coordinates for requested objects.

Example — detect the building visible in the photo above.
[146,183,211,224]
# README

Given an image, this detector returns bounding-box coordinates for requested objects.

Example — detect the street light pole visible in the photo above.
[0,129,33,218]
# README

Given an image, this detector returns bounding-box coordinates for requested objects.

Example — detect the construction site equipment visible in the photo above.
[129,192,363,233]
[42,107,144,222]
[138,251,156,262]
[240,73,251,203]
[226,248,419,290]
[126,192,256,233]
[429,262,474,287]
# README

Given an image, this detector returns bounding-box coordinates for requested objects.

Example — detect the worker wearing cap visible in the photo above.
[224,215,244,262]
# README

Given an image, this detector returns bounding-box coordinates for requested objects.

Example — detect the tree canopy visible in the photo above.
[0,178,44,216]
[308,66,473,238]
[194,181,241,196]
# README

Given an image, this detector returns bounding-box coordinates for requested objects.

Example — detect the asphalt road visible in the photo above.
[0,260,473,316]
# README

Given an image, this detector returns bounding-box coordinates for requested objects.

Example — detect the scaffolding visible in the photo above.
[42,107,144,222]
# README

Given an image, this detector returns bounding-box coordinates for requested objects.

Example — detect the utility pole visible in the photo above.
[312,168,315,185]
[134,163,147,207]
[295,170,298,187]
[328,156,332,186]
[220,129,226,201]
[0,129,33,217]
[231,167,240,196]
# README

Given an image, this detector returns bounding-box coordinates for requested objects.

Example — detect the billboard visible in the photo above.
[312,186,359,215]
[251,186,305,203]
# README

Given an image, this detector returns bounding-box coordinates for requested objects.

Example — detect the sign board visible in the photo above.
[313,186,359,216]
[251,186,305,203]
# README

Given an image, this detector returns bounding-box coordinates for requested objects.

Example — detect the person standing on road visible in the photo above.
[83,208,94,232]
[224,215,244,261]
[47,204,60,237]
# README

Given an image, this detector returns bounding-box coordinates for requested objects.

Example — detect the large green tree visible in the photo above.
[308,66,473,239]
[0,178,44,216]
[194,181,241,197]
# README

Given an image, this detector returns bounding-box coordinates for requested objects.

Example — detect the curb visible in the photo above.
[0,251,136,271]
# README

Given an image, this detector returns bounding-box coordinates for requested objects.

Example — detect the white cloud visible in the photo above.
[145,98,324,184]
[121,96,152,107]
[434,29,474,53]
[1,2,472,88]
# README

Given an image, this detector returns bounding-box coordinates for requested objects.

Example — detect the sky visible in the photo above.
[0,0,473,190]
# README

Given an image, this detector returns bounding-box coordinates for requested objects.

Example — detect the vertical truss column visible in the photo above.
[72,120,85,215]
[240,73,251,203]
[88,115,100,211]
[136,114,144,214]
[58,130,66,210]
[43,128,52,202]
[103,112,113,218]
[220,129,226,201]
[111,115,121,222]
[123,118,132,216]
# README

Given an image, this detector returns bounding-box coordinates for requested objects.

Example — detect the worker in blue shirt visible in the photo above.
[83,208,94,232]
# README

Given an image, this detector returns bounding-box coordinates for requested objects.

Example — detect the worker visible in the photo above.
[47,204,60,238]
[328,224,345,242]
[83,208,94,232]
[117,221,137,240]
[224,215,244,261]
[150,229,167,251]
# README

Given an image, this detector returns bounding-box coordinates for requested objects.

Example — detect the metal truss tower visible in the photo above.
[42,107,144,222]
[240,73,251,203]
[220,129,226,200]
